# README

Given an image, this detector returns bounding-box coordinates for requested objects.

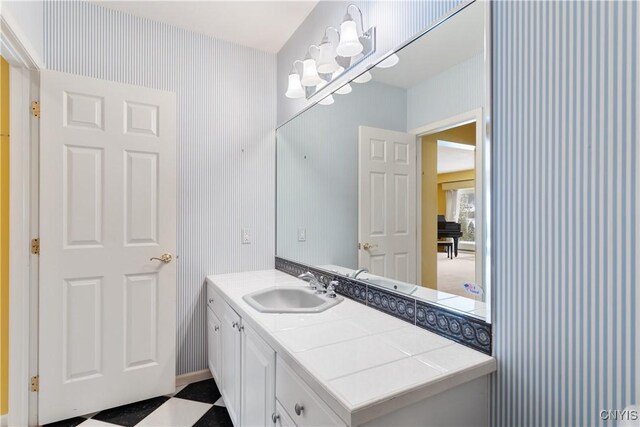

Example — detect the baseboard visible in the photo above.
[176,369,212,387]
[1,413,7,427]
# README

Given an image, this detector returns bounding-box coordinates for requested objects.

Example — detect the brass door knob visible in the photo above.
[361,242,378,250]
[150,253,173,263]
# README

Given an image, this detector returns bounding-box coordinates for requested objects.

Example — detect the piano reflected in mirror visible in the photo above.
[437,215,463,257]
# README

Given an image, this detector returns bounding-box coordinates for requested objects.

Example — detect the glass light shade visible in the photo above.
[336,19,363,57]
[319,95,334,105]
[353,71,372,84]
[285,73,304,99]
[334,84,352,95]
[316,41,339,74]
[376,53,400,69]
[301,58,323,86]
[331,67,352,95]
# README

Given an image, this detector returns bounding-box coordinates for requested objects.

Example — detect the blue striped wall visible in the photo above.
[44,1,277,375]
[491,1,639,425]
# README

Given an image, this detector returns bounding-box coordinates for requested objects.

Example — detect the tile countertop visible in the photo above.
[206,270,496,426]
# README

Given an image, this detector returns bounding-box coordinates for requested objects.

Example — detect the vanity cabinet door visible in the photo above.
[220,303,242,426]
[240,323,276,426]
[207,307,222,382]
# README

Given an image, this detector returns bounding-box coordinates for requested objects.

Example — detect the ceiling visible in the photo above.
[95,0,319,53]
[371,1,484,89]
[437,142,475,174]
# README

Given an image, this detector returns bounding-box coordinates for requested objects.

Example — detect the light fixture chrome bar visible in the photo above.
[305,26,376,99]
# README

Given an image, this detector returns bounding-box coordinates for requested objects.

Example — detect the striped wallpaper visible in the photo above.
[491,1,639,426]
[44,1,277,375]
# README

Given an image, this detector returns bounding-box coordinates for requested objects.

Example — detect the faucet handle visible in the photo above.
[327,281,338,298]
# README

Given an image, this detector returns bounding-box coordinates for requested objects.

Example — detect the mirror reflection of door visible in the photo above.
[420,121,479,299]
[358,126,417,283]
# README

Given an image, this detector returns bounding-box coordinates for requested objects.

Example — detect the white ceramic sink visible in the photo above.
[243,287,343,313]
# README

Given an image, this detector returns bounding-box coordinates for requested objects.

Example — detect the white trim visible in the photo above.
[175,369,212,388]
[0,14,43,70]
[7,66,33,427]
[4,13,42,420]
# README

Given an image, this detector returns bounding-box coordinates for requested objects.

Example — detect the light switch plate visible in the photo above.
[242,228,251,244]
[298,228,306,242]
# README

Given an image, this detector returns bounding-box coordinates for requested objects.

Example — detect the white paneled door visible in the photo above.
[358,126,417,283]
[39,70,176,424]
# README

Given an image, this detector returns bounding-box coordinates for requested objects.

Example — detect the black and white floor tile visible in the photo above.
[43,379,232,427]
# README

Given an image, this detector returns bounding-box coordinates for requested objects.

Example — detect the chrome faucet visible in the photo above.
[298,272,320,290]
[351,268,369,279]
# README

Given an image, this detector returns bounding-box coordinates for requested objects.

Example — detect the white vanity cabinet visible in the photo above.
[207,284,341,427]
[207,274,495,427]
[208,284,278,427]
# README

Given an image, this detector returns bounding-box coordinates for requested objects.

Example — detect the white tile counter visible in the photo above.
[206,269,496,426]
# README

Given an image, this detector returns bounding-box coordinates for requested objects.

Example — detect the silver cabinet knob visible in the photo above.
[294,403,304,416]
[232,321,238,329]
[238,325,244,332]
[214,325,219,332]
[271,412,280,423]
[208,298,214,304]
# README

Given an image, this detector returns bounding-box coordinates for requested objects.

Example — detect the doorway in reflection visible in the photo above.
[420,121,479,300]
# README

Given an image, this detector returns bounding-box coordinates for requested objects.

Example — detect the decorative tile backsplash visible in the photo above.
[275,256,492,354]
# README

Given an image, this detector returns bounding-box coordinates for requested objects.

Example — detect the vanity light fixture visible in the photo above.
[336,5,366,57]
[301,49,324,87]
[316,27,340,74]
[376,53,400,69]
[285,61,305,99]
[286,3,375,100]
[352,71,372,84]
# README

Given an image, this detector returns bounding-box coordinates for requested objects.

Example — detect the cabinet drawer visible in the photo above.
[206,282,225,316]
[275,399,297,427]
[276,358,345,427]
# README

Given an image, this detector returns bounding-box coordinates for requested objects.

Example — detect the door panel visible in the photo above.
[39,70,176,424]
[63,145,103,247]
[63,277,102,381]
[359,126,417,283]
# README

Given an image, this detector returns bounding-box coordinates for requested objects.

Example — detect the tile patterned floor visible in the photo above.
[43,379,232,427]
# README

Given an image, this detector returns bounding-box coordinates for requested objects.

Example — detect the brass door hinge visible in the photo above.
[31,238,40,255]
[31,101,40,118]
[31,376,39,392]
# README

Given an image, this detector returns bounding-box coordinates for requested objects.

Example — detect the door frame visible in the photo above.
[1,12,42,427]
[410,108,485,309]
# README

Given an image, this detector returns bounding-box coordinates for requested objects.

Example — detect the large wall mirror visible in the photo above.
[277,1,491,323]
